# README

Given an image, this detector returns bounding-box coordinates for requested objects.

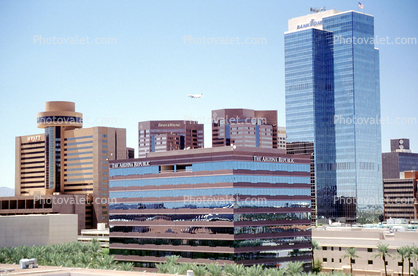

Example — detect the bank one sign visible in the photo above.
[297,19,323,30]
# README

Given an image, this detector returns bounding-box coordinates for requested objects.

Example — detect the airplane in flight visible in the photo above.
[188,93,203,99]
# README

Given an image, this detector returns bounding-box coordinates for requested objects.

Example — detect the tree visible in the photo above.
[373,244,392,276]
[245,264,264,276]
[312,259,322,273]
[264,267,285,276]
[284,261,304,275]
[224,263,246,276]
[397,246,409,276]
[312,240,321,271]
[342,247,360,275]
[205,262,223,276]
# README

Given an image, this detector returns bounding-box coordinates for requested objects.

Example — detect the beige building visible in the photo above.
[313,226,418,275]
[0,214,77,247]
[15,101,128,228]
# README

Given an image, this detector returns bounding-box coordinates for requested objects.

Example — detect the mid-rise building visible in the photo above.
[15,101,128,228]
[383,171,418,221]
[212,109,280,148]
[108,147,312,270]
[285,9,382,222]
[382,138,418,179]
[138,120,204,158]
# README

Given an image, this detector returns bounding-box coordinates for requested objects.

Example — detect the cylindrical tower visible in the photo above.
[37,101,83,129]
[36,101,83,192]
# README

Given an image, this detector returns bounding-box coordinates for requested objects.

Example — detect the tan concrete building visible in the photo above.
[0,214,77,247]
[14,101,128,228]
[0,194,86,234]
[313,226,418,275]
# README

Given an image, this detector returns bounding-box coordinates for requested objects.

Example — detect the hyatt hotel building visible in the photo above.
[15,101,128,228]
[108,147,312,270]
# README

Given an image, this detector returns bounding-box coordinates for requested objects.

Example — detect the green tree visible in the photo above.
[342,247,360,275]
[245,264,264,276]
[205,262,224,276]
[397,246,409,276]
[373,244,392,276]
[312,240,321,272]
[312,259,322,273]
[264,267,285,276]
[224,263,246,276]
[284,261,304,275]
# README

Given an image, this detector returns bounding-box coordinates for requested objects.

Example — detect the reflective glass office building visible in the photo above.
[285,9,382,221]
[108,147,311,270]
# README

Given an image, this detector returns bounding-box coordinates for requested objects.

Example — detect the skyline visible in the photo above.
[1,0,418,190]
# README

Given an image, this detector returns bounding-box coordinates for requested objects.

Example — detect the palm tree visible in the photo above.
[373,244,392,276]
[284,261,304,275]
[342,247,360,275]
[312,240,321,272]
[245,264,264,276]
[411,246,418,276]
[412,268,418,276]
[264,267,285,276]
[205,262,223,276]
[224,263,246,276]
[397,246,409,276]
[312,259,322,273]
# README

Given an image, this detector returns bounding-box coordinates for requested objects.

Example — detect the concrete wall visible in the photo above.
[0,214,77,248]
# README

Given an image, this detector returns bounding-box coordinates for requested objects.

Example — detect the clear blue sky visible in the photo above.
[1,0,417,190]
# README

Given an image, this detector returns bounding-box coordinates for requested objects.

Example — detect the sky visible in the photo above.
[1,0,417,190]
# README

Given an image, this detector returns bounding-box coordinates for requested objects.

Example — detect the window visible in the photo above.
[323,258,327,262]
[398,262,403,267]
[102,211,107,215]
[339,247,342,251]
[368,260,373,265]
[331,258,334,263]
[322,246,327,250]
[351,259,355,264]
[385,261,388,265]
[367,248,373,252]
[102,134,107,138]
[331,247,334,251]
[339,259,342,263]
[102,150,107,153]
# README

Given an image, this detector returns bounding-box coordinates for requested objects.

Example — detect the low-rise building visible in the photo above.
[0,214,78,247]
[0,194,85,234]
[313,226,418,275]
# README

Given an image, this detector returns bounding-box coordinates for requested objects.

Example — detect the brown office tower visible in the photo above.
[383,171,418,221]
[15,101,127,228]
[212,109,280,148]
[138,120,204,158]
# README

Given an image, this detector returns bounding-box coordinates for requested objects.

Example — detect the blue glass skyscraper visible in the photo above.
[285,9,382,222]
